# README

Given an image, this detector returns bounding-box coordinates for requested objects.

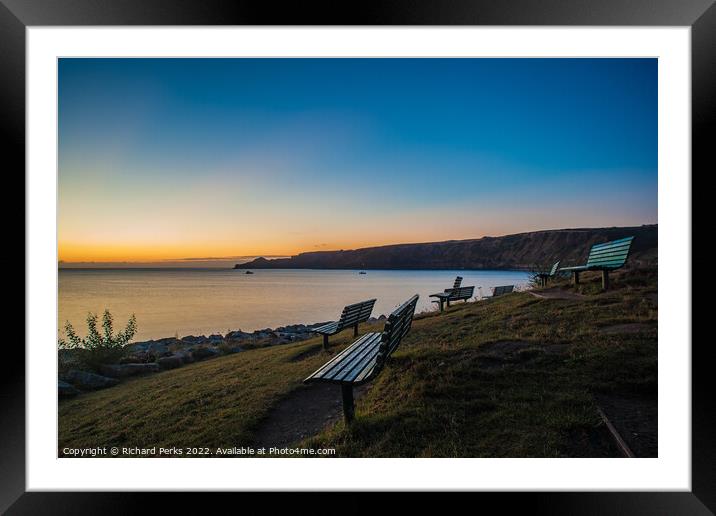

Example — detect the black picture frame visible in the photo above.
[3,0,709,513]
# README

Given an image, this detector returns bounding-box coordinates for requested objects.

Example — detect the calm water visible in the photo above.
[58,269,530,341]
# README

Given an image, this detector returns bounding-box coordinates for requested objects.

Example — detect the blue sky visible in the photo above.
[58,58,657,262]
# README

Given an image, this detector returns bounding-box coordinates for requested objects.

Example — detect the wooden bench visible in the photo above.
[304,294,419,423]
[559,236,634,290]
[489,285,514,297]
[429,286,475,312]
[313,299,377,349]
[535,261,560,287]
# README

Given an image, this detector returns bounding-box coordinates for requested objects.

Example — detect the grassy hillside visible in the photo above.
[235,225,657,270]
[59,267,657,457]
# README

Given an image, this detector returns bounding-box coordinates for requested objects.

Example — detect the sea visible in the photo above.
[58,268,531,341]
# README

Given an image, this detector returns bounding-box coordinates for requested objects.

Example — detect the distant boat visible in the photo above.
[359,271,367,275]
[245,271,254,275]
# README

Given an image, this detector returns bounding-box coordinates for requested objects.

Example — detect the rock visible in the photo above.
[148,342,171,357]
[120,351,156,364]
[100,363,159,378]
[58,380,80,398]
[158,355,184,370]
[181,335,208,345]
[175,350,195,363]
[192,347,221,361]
[226,330,251,340]
[207,334,224,344]
[224,346,243,354]
[127,341,151,353]
[64,370,119,391]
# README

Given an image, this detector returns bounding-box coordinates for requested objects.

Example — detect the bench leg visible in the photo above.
[439,300,444,312]
[573,271,580,285]
[602,270,609,290]
[322,334,329,350]
[341,384,355,424]
[353,324,359,337]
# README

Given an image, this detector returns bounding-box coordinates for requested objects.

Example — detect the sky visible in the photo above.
[58,58,657,264]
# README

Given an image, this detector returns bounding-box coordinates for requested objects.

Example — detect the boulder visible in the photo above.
[192,347,221,361]
[181,335,208,345]
[127,341,151,352]
[226,330,251,340]
[58,380,80,398]
[175,350,195,364]
[207,334,224,344]
[120,351,156,364]
[157,355,184,370]
[223,346,243,355]
[148,342,171,357]
[64,370,119,391]
[100,363,159,378]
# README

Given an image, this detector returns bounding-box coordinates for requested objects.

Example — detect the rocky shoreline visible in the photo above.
[58,315,389,398]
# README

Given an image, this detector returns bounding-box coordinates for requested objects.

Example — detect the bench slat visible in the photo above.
[307,332,377,379]
[307,332,381,381]
[588,249,630,259]
[587,251,631,263]
[591,236,634,250]
[313,321,340,335]
[325,334,382,382]
[334,340,383,382]
[353,355,380,383]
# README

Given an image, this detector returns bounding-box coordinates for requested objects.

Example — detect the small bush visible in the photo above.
[58,310,137,373]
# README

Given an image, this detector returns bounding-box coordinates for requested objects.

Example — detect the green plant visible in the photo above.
[58,310,137,373]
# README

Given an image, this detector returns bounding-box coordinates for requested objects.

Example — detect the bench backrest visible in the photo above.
[549,261,560,276]
[446,286,475,299]
[586,236,634,270]
[452,276,463,289]
[492,285,514,296]
[337,299,377,330]
[376,294,419,368]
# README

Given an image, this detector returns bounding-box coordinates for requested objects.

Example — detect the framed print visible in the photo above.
[4,0,711,512]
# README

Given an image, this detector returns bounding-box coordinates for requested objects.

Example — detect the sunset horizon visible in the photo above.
[58,221,656,265]
[59,58,657,264]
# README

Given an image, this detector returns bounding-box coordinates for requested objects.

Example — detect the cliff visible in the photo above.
[234,225,657,271]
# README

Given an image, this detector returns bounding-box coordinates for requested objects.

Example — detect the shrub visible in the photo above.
[58,310,137,373]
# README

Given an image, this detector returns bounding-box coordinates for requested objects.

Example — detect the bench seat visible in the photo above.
[313,321,341,335]
[305,332,382,386]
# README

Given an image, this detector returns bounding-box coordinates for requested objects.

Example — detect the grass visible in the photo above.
[58,266,657,457]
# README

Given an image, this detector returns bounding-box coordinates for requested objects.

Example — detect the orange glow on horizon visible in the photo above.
[58,234,465,263]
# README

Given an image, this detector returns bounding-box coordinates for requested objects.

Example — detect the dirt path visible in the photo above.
[252,383,370,448]
[528,287,586,300]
